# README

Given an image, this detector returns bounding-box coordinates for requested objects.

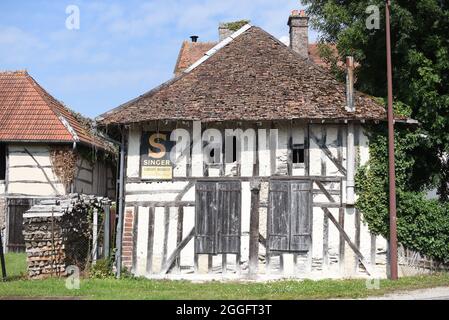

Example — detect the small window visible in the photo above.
[225,136,238,163]
[292,144,305,164]
[232,136,237,162]
[0,144,6,180]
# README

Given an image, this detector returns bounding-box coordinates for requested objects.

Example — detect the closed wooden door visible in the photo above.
[267,180,312,252]
[7,198,32,252]
[195,181,241,255]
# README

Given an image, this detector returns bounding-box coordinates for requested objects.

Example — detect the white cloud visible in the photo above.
[0,26,46,64]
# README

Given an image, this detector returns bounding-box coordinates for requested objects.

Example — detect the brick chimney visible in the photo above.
[218,23,234,41]
[288,10,309,59]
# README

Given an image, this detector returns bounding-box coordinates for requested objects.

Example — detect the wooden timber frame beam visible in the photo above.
[161,227,195,274]
[314,180,374,275]
[309,130,347,176]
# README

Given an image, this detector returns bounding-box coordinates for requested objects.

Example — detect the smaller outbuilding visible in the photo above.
[0,71,116,252]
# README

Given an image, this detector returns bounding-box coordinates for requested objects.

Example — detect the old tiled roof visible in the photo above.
[0,71,109,149]
[99,26,387,125]
[308,43,338,68]
[174,41,217,75]
[174,41,334,74]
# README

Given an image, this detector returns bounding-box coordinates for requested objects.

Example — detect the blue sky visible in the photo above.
[0,0,317,118]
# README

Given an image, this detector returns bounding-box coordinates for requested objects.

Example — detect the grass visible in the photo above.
[1,253,449,300]
[3,252,27,280]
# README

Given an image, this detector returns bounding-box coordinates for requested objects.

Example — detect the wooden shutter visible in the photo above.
[268,180,312,252]
[267,181,290,251]
[289,181,312,252]
[217,181,241,254]
[195,182,218,254]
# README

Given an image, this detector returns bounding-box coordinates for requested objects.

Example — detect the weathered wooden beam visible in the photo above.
[161,207,170,268]
[249,180,261,276]
[8,165,53,169]
[321,207,373,275]
[174,206,184,272]
[161,227,195,274]
[355,209,361,272]
[174,181,195,201]
[312,202,341,208]
[312,189,341,195]
[305,124,310,176]
[339,207,345,272]
[208,255,213,274]
[125,201,195,208]
[24,148,60,195]
[126,190,182,196]
[126,176,344,183]
[8,180,60,184]
[258,233,266,247]
[314,180,336,202]
[222,254,227,274]
[310,132,347,176]
[323,213,329,268]
[320,126,327,176]
[146,207,155,274]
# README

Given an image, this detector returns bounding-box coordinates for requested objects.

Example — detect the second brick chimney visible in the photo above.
[288,10,309,59]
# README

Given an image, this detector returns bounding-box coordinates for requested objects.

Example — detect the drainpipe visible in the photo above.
[346,56,355,205]
[115,126,126,278]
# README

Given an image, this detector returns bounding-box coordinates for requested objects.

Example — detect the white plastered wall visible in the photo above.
[124,121,387,280]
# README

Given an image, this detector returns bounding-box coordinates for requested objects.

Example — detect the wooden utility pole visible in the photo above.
[386,0,398,280]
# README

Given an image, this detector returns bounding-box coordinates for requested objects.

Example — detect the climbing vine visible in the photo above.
[355,121,449,262]
[50,147,79,191]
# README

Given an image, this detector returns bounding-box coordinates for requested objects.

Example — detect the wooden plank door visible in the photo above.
[267,180,312,252]
[289,181,312,252]
[217,181,241,254]
[7,198,32,252]
[195,180,242,255]
[267,181,290,251]
[195,182,218,254]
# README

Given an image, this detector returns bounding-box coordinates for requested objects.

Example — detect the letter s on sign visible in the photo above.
[149,133,167,159]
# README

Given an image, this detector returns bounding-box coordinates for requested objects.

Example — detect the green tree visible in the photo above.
[302,0,449,198]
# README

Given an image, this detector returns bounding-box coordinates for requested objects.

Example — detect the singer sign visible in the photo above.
[140,132,175,180]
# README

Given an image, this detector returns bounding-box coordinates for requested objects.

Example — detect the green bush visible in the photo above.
[89,259,114,279]
[356,123,449,262]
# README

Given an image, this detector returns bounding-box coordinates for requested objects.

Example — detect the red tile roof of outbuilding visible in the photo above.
[0,71,108,149]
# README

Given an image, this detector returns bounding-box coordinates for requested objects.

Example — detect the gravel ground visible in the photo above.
[365,286,449,300]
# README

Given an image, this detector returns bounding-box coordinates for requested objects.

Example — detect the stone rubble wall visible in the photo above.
[23,194,111,279]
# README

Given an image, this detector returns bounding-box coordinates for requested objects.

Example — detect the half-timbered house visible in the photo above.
[98,11,406,280]
[0,71,116,252]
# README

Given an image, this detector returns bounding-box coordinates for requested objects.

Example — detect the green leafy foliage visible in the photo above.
[301,0,449,198]
[223,20,250,31]
[89,259,114,279]
[356,124,449,261]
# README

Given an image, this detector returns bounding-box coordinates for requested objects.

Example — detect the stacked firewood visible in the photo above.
[23,194,111,279]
